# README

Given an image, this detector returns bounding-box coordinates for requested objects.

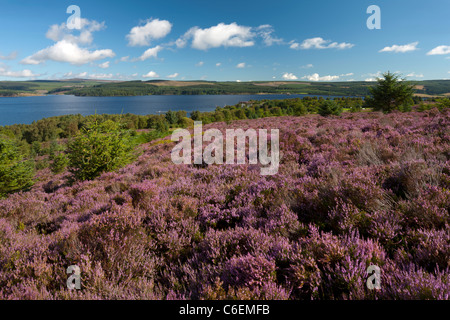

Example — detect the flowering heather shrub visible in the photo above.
[0,110,449,300]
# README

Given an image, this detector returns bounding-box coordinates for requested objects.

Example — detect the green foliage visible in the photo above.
[318,100,343,117]
[435,98,450,111]
[30,141,41,157]
[155,119,169,132]
[349,104,362,113]
[67,120,133,181]
[165,110,179,125]
[178,117,194,128]
[0,136,34,197]
[50,153,69,174]
[365,72,415,113]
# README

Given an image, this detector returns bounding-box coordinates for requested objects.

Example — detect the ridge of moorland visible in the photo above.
[2,79,450,97]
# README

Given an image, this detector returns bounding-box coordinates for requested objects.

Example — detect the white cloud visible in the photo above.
[406,72,424,78]
[21,40,115,65]
[143,71,160,78]
[177,22,254,50]
[216,62,222,67]
[236,62,246,68]
[282,72,298,80]
[88,73,113,79]
[167,73,179,79]
[126,18,172,46]
[257,24,283,46]
[0,51,18,60]
[365,78,377,82]
[427,45,450,55]
[301,63,314,69]
[136,45,163,61]
[98,61,110,69]
[290,42,300,49]
[295,37,354,50]
[368,71,383,78]
[120,56,130,62]
[0,65,40,78]
[21,19,114,65]
[62,71,114,79]
[46,19,105,45]
[63,71,88,78]
[379,42,419,53]
[340,73,354,76]
[303,73,340,81]
[196,61,204,67]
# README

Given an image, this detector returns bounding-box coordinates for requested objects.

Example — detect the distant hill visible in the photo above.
[2,79,450,97]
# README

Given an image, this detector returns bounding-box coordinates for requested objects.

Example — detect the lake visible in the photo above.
[0,94,328,126]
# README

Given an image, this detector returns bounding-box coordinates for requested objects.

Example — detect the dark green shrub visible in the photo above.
[68,120,133,181]
[50,153,69,174]
[365,72,415,113]
[0,136,34,197]
[318,100,343,117]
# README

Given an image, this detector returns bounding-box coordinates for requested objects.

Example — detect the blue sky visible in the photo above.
[1,0,450,82]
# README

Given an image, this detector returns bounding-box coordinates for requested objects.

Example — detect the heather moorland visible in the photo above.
[0,107,449,299]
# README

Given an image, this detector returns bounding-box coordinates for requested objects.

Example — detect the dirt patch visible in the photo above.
[414,93,446,98]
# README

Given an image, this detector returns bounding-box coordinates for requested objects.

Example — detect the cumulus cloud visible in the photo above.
[427,45,450,55]
[406,72,424,78]
[379,42,419,53]
[98,61,110,69]
[167,73,179,79]
[46,19,105,45]
[303,73,340,81]
[62,71,114,79]
[21,19,114,65]
[282,72,298,80]
[143,71,160,78]
[0,51,18,60]
[120,56,130,62]
[290,42,300,50]
[0,65,40,78]
[216,62,221,67]
[126,19,172,46]
[301,63,314,69]
[257,24,283,46]
[21,40,115,65]
[293,37,354,50]
[89,73,113,79]
[195,61,204,67]
[63,71,88,78]
[176,22,254,50]
[136,45,163,61]
[236,62,246,68]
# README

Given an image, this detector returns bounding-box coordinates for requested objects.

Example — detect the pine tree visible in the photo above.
[0,136,34,197]
[366,72,415,113]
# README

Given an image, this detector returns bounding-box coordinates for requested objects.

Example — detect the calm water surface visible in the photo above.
[0,94,328,126]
